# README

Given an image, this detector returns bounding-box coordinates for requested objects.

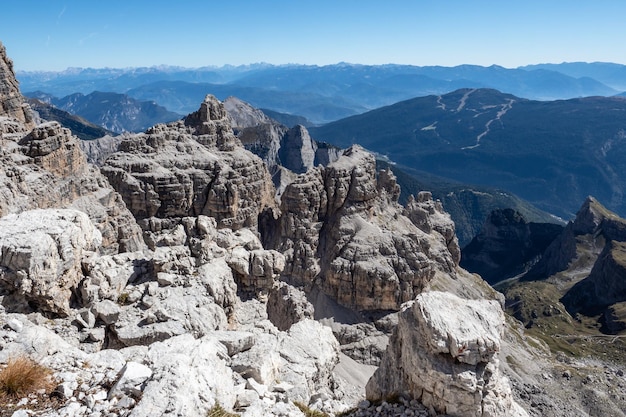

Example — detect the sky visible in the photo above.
[2,1,625,71]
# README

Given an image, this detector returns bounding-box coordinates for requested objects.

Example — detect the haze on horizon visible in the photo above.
[2,0,625,72]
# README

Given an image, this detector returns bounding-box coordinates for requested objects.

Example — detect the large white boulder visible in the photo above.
[0,209,102,315]
[366,291,528,417]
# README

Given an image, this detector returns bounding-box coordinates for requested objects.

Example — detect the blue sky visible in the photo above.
[2,1,625,71]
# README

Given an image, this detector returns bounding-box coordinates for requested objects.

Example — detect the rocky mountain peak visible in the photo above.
[224,96,273,129]
[103,97,276,229]
[263,145,460,311]
[0,41,34,128]
[184,94,228,127]
[571,195,613,234]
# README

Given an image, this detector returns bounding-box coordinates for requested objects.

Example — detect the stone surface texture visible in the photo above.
[0,41,34,127]
[101,95,276,230]
[0,209,101,315]
[366,291,528,417]
[263,145,459,311]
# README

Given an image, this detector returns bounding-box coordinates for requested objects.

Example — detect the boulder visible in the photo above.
[366,291,528,417]
[0,209,102,315]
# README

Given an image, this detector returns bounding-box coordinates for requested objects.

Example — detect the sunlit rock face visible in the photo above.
[102,95,277,230]
[263,145,459,312]
[366,291,529,417]
[0,41,34,128]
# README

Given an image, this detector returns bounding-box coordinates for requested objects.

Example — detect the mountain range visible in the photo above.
[25,90,181,133]
[310,88,626,223]
[17,62,626,125]
[4,38,626,417]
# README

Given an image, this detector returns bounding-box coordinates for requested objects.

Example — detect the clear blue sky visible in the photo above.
[2,0,625,71]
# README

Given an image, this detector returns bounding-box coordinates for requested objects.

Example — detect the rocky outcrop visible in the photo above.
[0,209,102,316]
[562,240,626,315]
[526,196,626,280]
[101,95,276,230]
[0,51,143,255]
[226,96,341,192]
[461,209,563,284]
[0,41,34,127]
[263,146,459,311]
[79,134,125,165]
[0,119,143,254]
[225,96,275,129]
[366,291,528,417]
[405,191,461,265]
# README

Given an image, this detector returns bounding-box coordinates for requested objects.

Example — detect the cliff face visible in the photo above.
[263,146,460,311]
[0,41,34,128]
[0,50,142,255]
[101,95,277,230]
[526,196,626,280]
[561,239,626,316]
[461,209,563,284]
[226,96,341,192]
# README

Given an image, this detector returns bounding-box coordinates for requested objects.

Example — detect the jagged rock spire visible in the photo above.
[0,41,34,127]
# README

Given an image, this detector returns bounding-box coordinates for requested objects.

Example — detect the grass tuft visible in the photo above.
[293,401,329,417]
[0,356,54,399]
[207,402,239,417]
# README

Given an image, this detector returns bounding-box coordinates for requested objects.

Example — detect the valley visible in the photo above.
[2,39,626,417]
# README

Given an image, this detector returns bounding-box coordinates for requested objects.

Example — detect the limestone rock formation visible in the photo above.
[226,96,341,194]
[101,95,276,230]
[526,196,626,280]
[562,239,626,316]
[263,145,459,311]
[405,191,461,265]
[0,209,102,316]
[225,95,274,129]
[366,291,528,417]
[0,41,34,128]
[0,56,144,255]
[0,120,144,254]
[79,134,125,165]
[461,209,563,284]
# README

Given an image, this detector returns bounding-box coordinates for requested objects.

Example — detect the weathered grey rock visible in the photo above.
[0,41,34,128]
[79,134,125,165]
[227,246,286,295]
[0,209,101,315]
[212,330,256,356]
[130,334,237,417]
[2,45,143,254]
[278,125,316,174]
[225,96,274,130]
[101,95,277,230]
[562,240,626,315]
[231,319,339,403]
[226,96,341,191]
[366,291,528,417]
[80,251,150,304]
[0,118,144,254]
[93,299,122,325]
[405,191,461,265]
[108,361,153,399]
[263,146,458,311]
[267,281,314,331]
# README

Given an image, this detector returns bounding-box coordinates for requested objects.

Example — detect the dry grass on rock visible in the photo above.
[0,356,56,415]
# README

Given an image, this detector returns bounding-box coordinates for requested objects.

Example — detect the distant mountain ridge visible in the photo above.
[17,62,625,125]
[310,88,626,222]
[26,97,114,140]
[26,90,181,133]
